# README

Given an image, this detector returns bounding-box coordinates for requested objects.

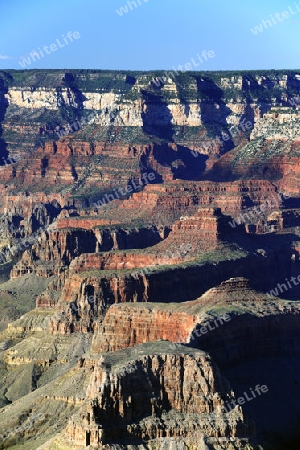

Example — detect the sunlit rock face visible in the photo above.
[1,70,300,449]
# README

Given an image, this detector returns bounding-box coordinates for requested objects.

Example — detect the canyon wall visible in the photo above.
[1,69,300,449]
[65,345,255,449]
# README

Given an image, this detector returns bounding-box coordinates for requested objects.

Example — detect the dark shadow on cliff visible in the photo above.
[153,227,300,302]
[172,144,208,179]
[91,361,169,445]
[0,77,9,165]
[57,72,88,123]
[140,142,208,180]
[239,101,255,137]
[204,154,286,182]
[141,90,174,141]
[223,354,300,450]
[187,311,300,449]
[283,196,300,208]
[195,76,234,154]
[222,230,300,299]
[62,72,87,107]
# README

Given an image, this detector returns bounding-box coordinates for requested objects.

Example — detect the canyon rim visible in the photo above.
[1,1,300,449]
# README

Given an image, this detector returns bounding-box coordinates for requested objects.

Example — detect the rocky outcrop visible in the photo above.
[65,344,255,449]
[10,228,97,278]
[168,207,237,246]
[266,209,300,231]
[12,226,162,278]
[92,305,197,353]
[46,243,297,336]
[2,70,300,191]
[251,107,300,141]
[120,180,280,219]
[2,69,300,449]
[90,278,300,354]
[207,107,300,196]
[188,295,300,367]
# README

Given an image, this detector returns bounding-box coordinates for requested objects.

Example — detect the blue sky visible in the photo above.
[0,0,299,71]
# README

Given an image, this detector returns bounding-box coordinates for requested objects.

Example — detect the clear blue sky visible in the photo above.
[0,0,299,71]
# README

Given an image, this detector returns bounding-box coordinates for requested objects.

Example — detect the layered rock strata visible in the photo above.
[90,278,300,354]
[65,344,255,449]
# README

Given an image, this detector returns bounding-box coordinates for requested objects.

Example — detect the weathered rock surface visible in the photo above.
[1,70,300,449]
[64,344,256,449]
[90,278,300,354]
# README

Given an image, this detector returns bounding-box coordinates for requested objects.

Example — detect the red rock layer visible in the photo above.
[0,140,177,192]
[13,226,162,279]
[67,252,184,275]
[118,179,281,221]
[208,141,300,197]
[92,305,197,352]
[46,248,287,335]
[169,207,236,242]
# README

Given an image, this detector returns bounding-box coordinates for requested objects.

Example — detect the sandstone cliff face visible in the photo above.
[187,279,300,366]
[12,226,162,278]
[1,71,297,278]
[2,81,247,127]
[89,278,300,356]
[91,305,197,353]
[0,139,203,193]
[251,107,300,141]
[10,228,97,278]
[65,345,255,449]
[3,176,283,283]
[45,246,296,337]
[119,180,280,220]
[1,70,299,187]
[207,106,300,196]
[4,72,297,129]
[1,70,300,449]
[169,206,235,244]
[1,275,300,449]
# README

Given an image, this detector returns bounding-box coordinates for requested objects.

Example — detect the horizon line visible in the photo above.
[1,68,300,73]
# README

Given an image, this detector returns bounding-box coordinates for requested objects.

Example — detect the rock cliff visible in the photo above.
[65,344,256,449]
[1,69,300,449]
